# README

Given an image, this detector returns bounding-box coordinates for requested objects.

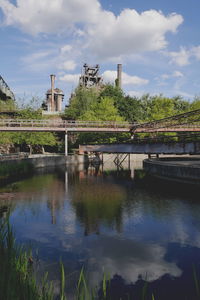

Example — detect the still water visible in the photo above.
[1,161,200,299]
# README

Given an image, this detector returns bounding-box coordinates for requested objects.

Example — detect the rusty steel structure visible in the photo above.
[79,64,103,88]
[1,108,200,134]
[0,76,15,101]
[0,119,132,132]
[131,108,200,134]
[1,108,200,156]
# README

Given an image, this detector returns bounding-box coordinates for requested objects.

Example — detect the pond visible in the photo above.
[0,161,200,300]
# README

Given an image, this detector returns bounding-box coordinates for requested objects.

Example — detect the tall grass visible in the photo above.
[0,217,53,300]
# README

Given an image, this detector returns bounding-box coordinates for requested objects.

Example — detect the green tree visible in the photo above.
[77,97,126,145]
[64,87,99,119]
[79,97,124,122]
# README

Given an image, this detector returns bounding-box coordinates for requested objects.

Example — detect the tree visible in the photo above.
[115,95,143,122]
[77,97,126,144]
[79,97,124,122]
[64,87,99,120]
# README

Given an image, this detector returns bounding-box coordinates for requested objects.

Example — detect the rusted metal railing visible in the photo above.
[0,119,133,129]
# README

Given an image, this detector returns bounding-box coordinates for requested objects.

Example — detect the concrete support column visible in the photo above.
[65,132,68,156]
[117,64,122,88]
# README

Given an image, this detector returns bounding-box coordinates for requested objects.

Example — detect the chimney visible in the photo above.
[117,64,122,88]
[50,74,55,111]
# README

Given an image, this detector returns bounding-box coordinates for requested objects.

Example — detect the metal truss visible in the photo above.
[0,76,15,101]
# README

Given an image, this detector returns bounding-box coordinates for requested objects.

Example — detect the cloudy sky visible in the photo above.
[0,0,200,104]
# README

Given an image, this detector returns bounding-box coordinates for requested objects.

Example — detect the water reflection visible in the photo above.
[0,164,200,299]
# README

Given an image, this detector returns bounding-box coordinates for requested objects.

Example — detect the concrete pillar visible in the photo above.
[57,95,62,112]
[65,132,68,156]
[117,64,122,88]
[50,74,55,111]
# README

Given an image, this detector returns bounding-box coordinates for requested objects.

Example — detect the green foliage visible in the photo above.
[0,100,16,112]
[190,97,200,111]
[0,98,58,151]
[115,95,144,122]
[99,84,124,104]
[64,87,99,119]
[79,97,124,122]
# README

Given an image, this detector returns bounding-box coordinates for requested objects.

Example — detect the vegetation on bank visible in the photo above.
[0,218,53,300]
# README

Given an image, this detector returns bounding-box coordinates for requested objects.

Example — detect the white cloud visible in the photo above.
[161,71,184,80]
[0,1,183,61]
[59,73,80,84]
[0,0,101,35]
[192,46,200,60]
[166,47,190,66]
[161,74,170,80]
[166,45,200,66]
[103,70,149,86]
[127,90,146,98]
[173,70,184,77]
[59,60,76,71]
[87,9,183,59]
[60,45,72,54]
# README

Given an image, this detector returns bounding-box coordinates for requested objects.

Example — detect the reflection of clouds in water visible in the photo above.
[87,236,181,286]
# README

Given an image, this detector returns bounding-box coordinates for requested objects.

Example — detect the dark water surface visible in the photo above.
[0,164,200,299]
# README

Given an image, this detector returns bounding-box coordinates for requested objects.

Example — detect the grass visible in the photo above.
[0,217,53,300]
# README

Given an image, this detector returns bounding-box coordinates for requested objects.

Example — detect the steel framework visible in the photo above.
[0,76,15,101]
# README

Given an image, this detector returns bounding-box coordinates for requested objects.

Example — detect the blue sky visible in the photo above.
[0,0,200,106]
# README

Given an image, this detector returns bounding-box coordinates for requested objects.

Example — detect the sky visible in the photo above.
[0,0,200,106]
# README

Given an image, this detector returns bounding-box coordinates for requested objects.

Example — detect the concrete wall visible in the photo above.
[0,154,87,169]
[143,158,200,182]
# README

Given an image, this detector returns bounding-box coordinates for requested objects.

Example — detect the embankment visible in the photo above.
[0,154,85,182]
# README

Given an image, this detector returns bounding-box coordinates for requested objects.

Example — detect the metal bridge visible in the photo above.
[1,108,200,155]
[0,119,131,132]
[132,108,200,134]
[0,76,15,101]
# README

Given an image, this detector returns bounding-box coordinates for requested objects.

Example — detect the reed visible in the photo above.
[0,217,53,300]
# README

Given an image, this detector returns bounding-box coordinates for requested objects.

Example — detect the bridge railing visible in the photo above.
[0,119,134,129]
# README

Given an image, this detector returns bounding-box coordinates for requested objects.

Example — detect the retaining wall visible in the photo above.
[0,154,86,170]
[143,158,200,182]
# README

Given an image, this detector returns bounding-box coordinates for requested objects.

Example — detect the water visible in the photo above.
[1,162,200,299]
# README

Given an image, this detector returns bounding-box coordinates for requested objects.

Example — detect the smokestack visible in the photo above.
[50,74,55,111]
[117,64,122,88]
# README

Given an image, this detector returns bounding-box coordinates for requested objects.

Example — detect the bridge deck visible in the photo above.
[0,119,200,133]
